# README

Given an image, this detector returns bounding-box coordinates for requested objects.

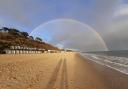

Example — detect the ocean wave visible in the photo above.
[81,53,128,75]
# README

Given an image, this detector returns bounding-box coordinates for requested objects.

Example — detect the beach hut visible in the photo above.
[4,49,11,54]
[10,46,15,50]
[12,50,16,54]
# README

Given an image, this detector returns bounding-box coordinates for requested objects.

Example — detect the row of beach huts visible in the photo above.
[4,46,62,54]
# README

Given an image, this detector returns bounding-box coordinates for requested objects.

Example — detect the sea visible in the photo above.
[81,50,128,75]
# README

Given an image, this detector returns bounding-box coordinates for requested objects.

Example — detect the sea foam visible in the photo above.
[81,53,128,75]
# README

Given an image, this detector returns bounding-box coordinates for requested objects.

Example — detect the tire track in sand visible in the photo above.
[60,59,69,89]
[46,59,68,89]
[46,59,62,89]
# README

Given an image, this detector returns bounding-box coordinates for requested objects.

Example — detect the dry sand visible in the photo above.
[0,52,128,89]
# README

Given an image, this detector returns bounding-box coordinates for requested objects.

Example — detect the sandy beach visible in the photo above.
[0,52,128,89]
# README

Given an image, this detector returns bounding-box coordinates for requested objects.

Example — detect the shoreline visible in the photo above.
[80,53,128,75]
[0,52,128,89]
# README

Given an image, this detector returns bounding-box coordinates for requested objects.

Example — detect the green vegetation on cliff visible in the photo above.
[0,27,59,53]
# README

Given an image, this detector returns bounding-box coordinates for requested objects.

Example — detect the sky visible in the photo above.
[0,0,128,51]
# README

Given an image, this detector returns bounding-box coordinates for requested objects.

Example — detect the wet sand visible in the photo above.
[0,52,128,89]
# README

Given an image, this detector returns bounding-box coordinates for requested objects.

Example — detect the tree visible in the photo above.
[21,32,29,38]
[0,27,9,32]
[8,28,20,35]
[0,41,10,54]
[28,36,34,40]
[35,37,42,42]
[0,29,2,32]
[2,27,9,32]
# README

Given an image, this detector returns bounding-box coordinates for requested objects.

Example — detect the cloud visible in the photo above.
[30,0,128,51]
[106,15,128,50]
[1,0,128,51]
[87,0,121,33]
[0,0,44,28]
[85,0,128,50]
[103,2,128,50]
[114,4,128,17]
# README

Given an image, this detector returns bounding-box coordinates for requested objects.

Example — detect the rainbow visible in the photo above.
[30,19,108,51]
